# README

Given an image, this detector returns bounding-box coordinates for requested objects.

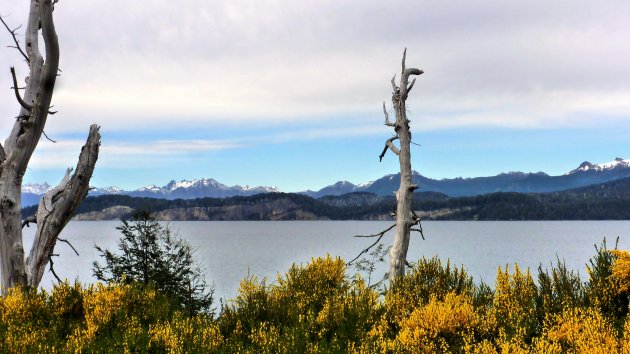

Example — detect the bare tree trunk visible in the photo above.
[380,49,423,282]
[0,0,100,292]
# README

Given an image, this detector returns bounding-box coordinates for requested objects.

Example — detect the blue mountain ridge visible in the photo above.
[21,158,630,207]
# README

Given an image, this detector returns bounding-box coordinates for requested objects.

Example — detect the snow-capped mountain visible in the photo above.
[138,184,161,192]
[567,158,630,174]
[20,178,281,207]
[89,186,125,196]
[127,178,280,199]
[20,157,630,208]
[22,183,51,195]
[307,157,630,197]
[21,183,51,207]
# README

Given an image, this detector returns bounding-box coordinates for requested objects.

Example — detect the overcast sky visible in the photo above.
[1,1,629,191]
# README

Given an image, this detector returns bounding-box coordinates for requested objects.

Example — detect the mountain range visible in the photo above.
[20,157,630,207]
[22,176,630,221]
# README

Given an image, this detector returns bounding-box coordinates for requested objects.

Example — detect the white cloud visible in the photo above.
[27,138,242,169]
[1,0,629,136]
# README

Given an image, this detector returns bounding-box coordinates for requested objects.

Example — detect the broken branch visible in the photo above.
[26,125,100,287]
[407,78,416,93]
[10,67,32,111]
[379,136,400,162]
[401,48,407,74]
[21,215,36,228]
[387,140,400,155]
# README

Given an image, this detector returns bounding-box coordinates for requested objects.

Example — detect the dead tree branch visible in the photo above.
[10,67,32,111]
[57,238,79,256]
[383,102,395,127]
[0,16,29,65]
[26,125,100,286]
[42,130,56,143]
[379,136,400,162]
[348,224,396,265]
[21,215,36,228]
[407,78,416,94]
[48,253,62,283]
[410,227,425,240]
[354,224,396,238]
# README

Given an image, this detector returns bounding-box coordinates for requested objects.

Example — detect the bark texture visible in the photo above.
[0,1,100,291]
[381,49,423,282]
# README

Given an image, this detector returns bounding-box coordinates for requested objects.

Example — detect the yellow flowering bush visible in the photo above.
[395,292,480,352]
[586,240,628,322]
[149,313,223,353]
[612,250,630,294]
[383,257,480,328]
[493,264,538,341]
[0,287,54,353]
[3,246,630,352]
[219,255,381,352]
[533,307,619,353]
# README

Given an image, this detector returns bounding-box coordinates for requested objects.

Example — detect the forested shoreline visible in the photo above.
[23,177,630,221]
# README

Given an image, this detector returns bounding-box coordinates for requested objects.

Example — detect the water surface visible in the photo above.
[23,220,630,302]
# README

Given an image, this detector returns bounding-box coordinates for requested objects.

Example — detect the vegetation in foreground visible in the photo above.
[93,211,214,316]
[1,241,630,353]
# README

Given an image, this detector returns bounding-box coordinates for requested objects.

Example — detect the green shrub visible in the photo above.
[93,211,213,315]
[585,238,629,324]
[536,257,585,324]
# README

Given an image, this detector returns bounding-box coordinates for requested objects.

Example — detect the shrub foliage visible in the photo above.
[93,211,213,315]
[1,241,630,352]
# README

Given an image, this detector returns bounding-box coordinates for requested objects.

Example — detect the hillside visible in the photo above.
[22,177,630,221]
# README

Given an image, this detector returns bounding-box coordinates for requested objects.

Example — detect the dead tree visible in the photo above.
[381,49,423,282]
[0,0,100,291]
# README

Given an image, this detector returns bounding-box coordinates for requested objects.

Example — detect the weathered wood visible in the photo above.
[385,49,423,282]
[0,0,100,292]
[27,126,100,286]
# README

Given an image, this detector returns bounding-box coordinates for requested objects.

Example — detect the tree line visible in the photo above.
[23,178,630,221]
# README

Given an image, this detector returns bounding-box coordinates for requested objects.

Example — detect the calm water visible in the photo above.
[22,221,630,302]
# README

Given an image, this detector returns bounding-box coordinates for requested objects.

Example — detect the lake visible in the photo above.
[22,220,630,302]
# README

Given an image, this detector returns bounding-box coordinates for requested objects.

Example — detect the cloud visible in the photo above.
[27,138,242,169]
[1,0,629,137]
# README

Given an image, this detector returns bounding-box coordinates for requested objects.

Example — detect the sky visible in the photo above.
[1,0,629,192]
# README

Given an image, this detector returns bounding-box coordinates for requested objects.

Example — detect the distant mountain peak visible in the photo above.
[568,158,630,175]
[356,180,374,188]
[334,181,355,187]
[91,186,124,194]
[22,182,51,195]
[138,184,162,192]
[167,178,225,191]
[500,171,525,176]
